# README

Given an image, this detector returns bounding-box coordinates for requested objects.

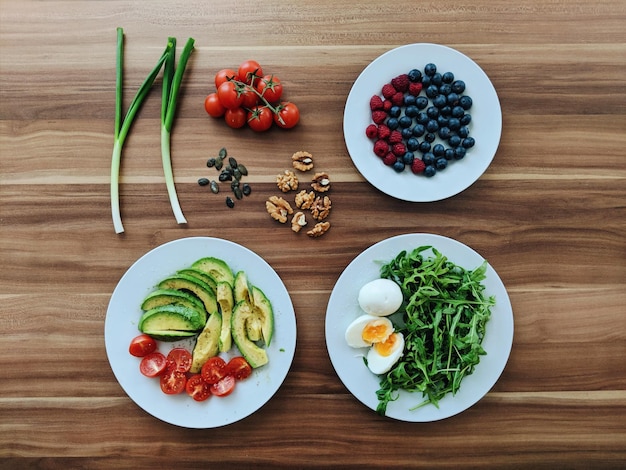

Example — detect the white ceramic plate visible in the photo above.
[105,237,297,428]
[343,43,502,202]
[325,233,513,421]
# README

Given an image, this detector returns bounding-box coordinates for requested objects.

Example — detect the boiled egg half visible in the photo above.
[366,332,405,374]
[358,278,403,316]
[345,314,394,348]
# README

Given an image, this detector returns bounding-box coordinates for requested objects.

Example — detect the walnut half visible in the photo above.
[295,190,316,210]
[292,151,314,171]
[311,195,332,221]
[307,221,330,238]
[266,196,293,223]
[311,172,331,192]
[291,212,307,232]
[276,170,299,192]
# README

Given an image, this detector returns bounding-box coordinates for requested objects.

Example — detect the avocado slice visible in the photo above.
[138,304,205,339]
[142,330,198,342]
[190,311,222,373]
[231,301,268,368]
[157,274,218,322]
[140,288,206,315]
[216,281,234,353]
[191,257,235,287]
[177,268,218,294]
[251,286,274,346]
[245,313,263,342]
[233,270,252,305]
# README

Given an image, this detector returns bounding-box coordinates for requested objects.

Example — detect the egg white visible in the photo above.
[358,278,403,316]
[344,314,393,348]
[366,332,405,375]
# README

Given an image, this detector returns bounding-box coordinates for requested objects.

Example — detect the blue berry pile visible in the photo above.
[366,63,475,177]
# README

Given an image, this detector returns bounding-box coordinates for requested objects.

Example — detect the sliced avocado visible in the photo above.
[216,281,234,353]
[138,304,205,335]
[233,270,252,305]
[251,286,274,346]
[157,274,218,322]
[190,311,222,373]
[140,288,205,315]
[231,301,268,368]
[245,313,262,342]
[191,257,235,287]
[177,268,218,294]
[142,330,198,342]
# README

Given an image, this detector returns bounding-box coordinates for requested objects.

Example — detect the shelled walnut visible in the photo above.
[295,190,316,210]
[311,172,331,192]
[291,151,314,171]
[291,212,307,232]
[307,221,331,238]
[276,170,298,192]
[311,195,332,221]
[266,196,293,223]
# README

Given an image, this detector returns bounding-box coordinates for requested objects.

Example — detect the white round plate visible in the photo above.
[343,43,502,202]
[325,233,513,422]
[105,237,297,428]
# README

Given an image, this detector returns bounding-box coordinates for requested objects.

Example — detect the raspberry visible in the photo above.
[383,100,393,112]
[388,130,403,144]
[381,83,396,99]
[411,158,426,174]
[377,124,391,140]
[391,92,404,106]
[371,110,387,124]
[373,140,389,158]
[391,74,410,92]
[369,95,384,111]
[365,124,378,139]
[392,143,406,156]
[382,152,397,166]
[408,82,423,96]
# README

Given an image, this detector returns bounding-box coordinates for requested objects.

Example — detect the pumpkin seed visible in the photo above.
[233,187,244,200]
[210,180,219,193]
[242,183,252,196]
[237,164,248,176]
[198,177,210,186]
[218,147,227,158]
[206,158,216,168]
[228,157,238,169]
[225,196,235,208]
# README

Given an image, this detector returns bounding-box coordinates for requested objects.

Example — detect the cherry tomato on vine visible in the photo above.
[225,356,253,380]
[247,105,274,132]
[129,334,157,357]
[274,102,300,129]
[217,81,244,109]
[255,75,283,103]
[240,86,259,108]
[139,352,167,378]
[214,68,238,88]
[201,356,227,384]
[160,366,187,395]
[186,374,212,402]
[224,107,247,129]
[210,374,236,397]
[238,60,263,86]
[166,348,192,373]
[204,93,226,118]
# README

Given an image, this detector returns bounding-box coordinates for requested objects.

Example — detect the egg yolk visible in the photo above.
[373,333,399,357]
[361,319,392,344]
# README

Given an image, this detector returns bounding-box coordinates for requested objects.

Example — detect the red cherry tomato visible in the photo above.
[224,107,247,129]
[214,68,238,88]
[186,374,212,402]
[247,106,274,132]
[166,348,192,373]
[217,81,244,110]
[139,352,167,378]
[201,356,227,384]
[160,366,187,395]
[255,75,283,103]
[204,93,226,118]
[274,102,300,129]
[240,86,259,108]
[210,374,236,397]
[238,60,263,86]
[225,356,253,380]
[129,334,157,357]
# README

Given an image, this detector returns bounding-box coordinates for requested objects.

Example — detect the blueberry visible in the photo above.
[406,137,420,151]
[442,71,455,84]
[405,104,419,118]
[392,160,405,172]
[454,147,467,159]
[439,83,452,96]
[404,94,417,106]
[418,141,431,153]
[462,136,476,148]
[416,112,429,125]
[440,105,452,116]
[432,95,447,108]
[448,118,461,131]
[424,63,437,76]
[426,119,439,133]
[460,95,473,110]
[447,92,460,106]
[432,143,445,157]
[399,116,412,128]
[426,85,439,98]
[435,157,448,170]
[412,124,426,137]
[437,115,449,127]
[426,106,439,119]
[444,148,455,160]
[422,152,435,166]
[421,75,431,86]
[389,106,401,118]
[451,106,465,118]
[386,117,399,130]
[424,132,436,143]
[401,127,413,139]
[458,126,470,138]
[431,73,443,86]
[402,152,415,164]
[415,96,429,109]
[451,80,466,94]
[460,113,472,125]
[438,127,452,140]
[424,165,437,177]
[408,68,422,82]
[448,135,462,148]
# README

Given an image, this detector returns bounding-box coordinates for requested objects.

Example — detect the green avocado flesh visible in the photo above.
[231,301,268,368]
[191,257,235,287]
[138,304,206,337]
[177,268,218,294]
[251,286,274,346]
[140,288,205,314]
[157,274,218,320]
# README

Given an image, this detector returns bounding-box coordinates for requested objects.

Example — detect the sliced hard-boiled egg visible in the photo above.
[366,332,405,375]
[358,278,403,316]
[345,314,394,348]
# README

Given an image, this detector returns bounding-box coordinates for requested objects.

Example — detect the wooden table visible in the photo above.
[1,1,625,468]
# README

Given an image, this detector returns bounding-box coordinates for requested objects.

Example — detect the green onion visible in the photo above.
[110,28,172,233]
[160,37,195,225]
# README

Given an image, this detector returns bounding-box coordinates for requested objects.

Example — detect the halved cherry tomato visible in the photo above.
[139,352,167,378]
[240,86,259,109]
[274,102,300,129]
[224,107,247,129]
[238,60,263,86]
[201,356,227,384]
[217,81,244,110]
[186,374,212,402]
[166,348,192,373]
[214,68,238,88]
[225,356,253,380]
[247,105,273,132]
[255,75,283,103]
[160,366,187,395]
[129,334,157,357]
[210,374,236,397]
[204,93,226,118]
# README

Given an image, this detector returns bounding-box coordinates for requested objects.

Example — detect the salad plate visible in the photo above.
[325,233,513,422]
[105,237,297,428]
[343,43,502,202]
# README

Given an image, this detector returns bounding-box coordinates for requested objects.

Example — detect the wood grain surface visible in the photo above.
[1,0,625,468]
